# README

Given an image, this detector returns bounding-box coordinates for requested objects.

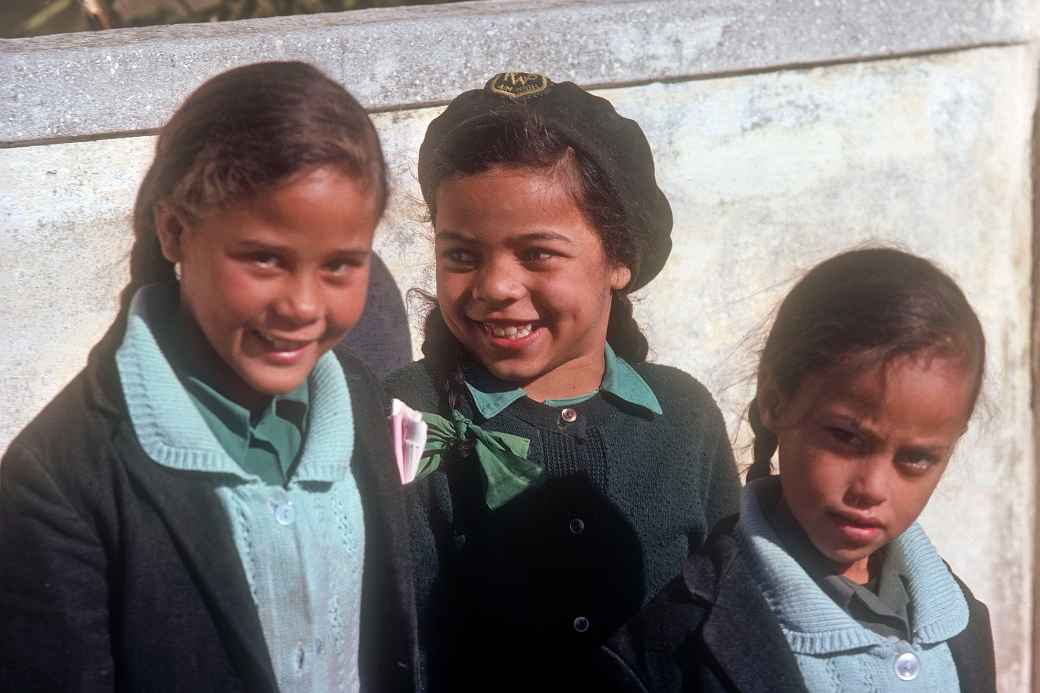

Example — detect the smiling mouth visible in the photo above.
[479,321,539,339]
[252,330,315,352]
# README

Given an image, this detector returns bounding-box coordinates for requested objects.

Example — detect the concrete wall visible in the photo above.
[2,1,1037,689]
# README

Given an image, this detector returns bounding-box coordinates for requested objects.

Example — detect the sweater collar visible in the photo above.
[115,284,353,483]
[463,343,663,419]
[739,477,969,654]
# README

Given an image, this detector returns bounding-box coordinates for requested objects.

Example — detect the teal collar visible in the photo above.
[740,476,969,653]
[116,284,353,483]
[463,343,663,419]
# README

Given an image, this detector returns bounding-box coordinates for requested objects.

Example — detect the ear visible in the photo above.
[154,205,187,264]
[609,263,632,291]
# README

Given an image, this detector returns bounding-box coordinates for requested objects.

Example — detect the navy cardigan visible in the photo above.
[598,516,997,693]
[385,358,741,692]
[0,326,417,693]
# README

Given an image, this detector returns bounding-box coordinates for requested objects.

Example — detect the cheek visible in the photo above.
[892,474,944,522]
[780,439,845,505]
[328,275,371,333]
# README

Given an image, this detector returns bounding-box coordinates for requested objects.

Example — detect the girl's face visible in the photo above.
[158,166,380,407]
[434,165,631,400]
[761,353,976,582]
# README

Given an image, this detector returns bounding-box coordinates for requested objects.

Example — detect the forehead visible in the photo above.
[801,354,976,435]
[197,166,378,246]
[433,165,589,233]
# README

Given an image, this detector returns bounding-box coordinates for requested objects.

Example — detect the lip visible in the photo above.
[249,329,318,365]
[827,510,884,545]
[469,318,544,351]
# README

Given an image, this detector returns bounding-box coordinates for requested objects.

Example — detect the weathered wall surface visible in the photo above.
[1,1,1037,690]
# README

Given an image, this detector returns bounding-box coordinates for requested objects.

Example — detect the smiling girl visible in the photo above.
[384,72,740,691]
[603,248,996,693]
[0,62,414,692]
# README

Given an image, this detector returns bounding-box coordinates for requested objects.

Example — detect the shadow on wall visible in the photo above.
[337,253,411,379]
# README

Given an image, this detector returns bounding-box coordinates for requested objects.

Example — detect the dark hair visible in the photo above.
[118,61,387,319]
[746,247,986,481]
[419,111,649,410]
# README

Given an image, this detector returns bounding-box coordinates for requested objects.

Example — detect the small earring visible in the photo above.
[174,263,182,280]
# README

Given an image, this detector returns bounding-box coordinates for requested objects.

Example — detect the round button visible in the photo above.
[569,518,585,535]
[274,501,295,526]
[573,616,590,633]
[560,408,578,424]
[894,651,920,681]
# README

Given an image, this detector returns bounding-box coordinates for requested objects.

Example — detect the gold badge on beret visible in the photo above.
[485,72,553,100]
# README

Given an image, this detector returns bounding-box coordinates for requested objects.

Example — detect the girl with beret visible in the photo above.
[0,62,415,692]
[384,72,741,692]
[601,248,996,693]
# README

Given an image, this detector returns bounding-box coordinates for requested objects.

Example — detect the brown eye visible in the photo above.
[896,452,939,474]
[519,248,555,263]
[827,426,865,452]
[441,248,477,266]
[250,253,280,270]
[325,256,363,275]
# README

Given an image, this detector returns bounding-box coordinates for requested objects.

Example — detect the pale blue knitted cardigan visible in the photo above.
[739,480,968,692]
[117,286,366,692]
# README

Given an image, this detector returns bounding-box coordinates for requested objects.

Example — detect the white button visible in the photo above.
[274,501,295,526]
[569,518,585,535]
[895,651,920,681]
[573,616,590,633]
[560,408,578,424]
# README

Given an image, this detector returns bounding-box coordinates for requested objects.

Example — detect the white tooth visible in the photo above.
[505,327,517,338]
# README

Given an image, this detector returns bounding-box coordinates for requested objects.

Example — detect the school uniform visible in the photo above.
[599,477,996,693]
[0,285,417,693]
[384,348,741,692]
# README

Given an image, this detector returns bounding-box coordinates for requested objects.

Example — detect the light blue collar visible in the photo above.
[463,343,663,419]
[739,477,969,654]
[115,284,353,483]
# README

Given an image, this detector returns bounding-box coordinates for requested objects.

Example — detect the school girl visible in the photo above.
[383,72,741,691]
[0,62,415,693]
[600,248,997,693]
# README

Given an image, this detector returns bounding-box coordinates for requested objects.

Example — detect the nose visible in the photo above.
[275,272,322,325]
[844,456,888,509]
[472,256,525,304]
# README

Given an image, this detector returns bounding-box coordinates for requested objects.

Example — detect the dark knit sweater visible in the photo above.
[0,326,417,693]
[384,358,740,692]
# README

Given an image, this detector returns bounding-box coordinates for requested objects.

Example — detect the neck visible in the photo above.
[522,349,606,402]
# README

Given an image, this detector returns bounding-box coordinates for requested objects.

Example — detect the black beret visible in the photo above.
[417,72,673,291]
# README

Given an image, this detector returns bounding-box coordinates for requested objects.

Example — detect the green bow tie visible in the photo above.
[414,409,543,510]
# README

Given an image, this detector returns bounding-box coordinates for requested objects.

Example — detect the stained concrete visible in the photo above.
[2,0,1037,144]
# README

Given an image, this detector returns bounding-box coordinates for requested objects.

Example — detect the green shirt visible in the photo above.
[182,374,309,486]
[464,343,664,418]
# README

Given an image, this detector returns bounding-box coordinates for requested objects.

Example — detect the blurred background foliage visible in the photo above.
[3,0,468,38]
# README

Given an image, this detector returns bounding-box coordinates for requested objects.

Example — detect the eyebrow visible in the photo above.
[234,240,372,256]
[831,414,954,455]
[434,230,574,243]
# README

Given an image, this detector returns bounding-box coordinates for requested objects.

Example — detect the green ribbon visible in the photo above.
[414,409,543,510]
